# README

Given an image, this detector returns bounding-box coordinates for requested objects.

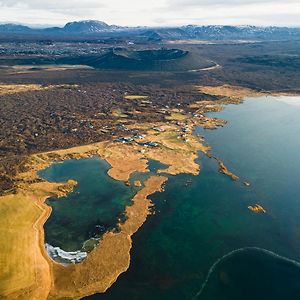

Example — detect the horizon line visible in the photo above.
[1,20,300,29]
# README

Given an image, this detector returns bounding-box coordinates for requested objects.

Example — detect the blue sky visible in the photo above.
[0,0,299,27]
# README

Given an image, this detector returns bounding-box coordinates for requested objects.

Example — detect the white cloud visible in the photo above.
[0,0,299,27]
[0,0,104,9]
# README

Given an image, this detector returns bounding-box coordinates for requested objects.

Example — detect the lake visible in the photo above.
[40,96,300,299]
[86,96,300,299]
[39,157,135,255]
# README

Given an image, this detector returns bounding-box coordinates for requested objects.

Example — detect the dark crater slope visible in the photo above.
[0,48,215,72]
[85,49,214,71]
[81,48,215,71]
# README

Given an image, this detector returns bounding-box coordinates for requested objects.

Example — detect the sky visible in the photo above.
[0,0,300,27]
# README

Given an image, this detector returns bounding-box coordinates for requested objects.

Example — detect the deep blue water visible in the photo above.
[87,96,300,300]
[40,97,300,299]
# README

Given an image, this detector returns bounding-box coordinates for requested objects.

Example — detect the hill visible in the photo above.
[1,21,300,41]
[63,20,112,33]
[60,48,215,71]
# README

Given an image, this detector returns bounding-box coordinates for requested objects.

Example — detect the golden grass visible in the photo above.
[197,84,300,100]
[165,112,187,121]
[111,109,128,118]
[124,95,148,100]
[197,84,264,99]
[0,180,76,299]
[11,65,93,72]
[0,99,236,299]
[50,175,167,299]
[0,84,80,96]
[0,192,46,297]
[0,84,46,95]
[0,139,168,299]
[217,160,240,181]
[100,143,149,181]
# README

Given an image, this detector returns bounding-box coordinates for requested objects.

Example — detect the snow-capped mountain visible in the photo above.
[1,20,300,41]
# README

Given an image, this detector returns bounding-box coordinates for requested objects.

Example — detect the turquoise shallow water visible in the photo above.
[39,97,300,299]
[85,96,300,300]
[38,157,167,255]
[38,157,135,252]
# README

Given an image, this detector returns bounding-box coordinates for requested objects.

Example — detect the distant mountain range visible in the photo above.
[1,20,300,41]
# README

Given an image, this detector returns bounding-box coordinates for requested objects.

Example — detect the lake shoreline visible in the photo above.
[1,85,299,299]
